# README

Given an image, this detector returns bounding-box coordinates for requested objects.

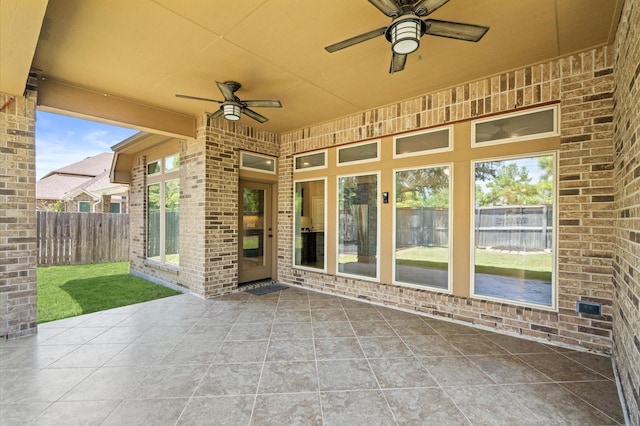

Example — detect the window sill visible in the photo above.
[143,259,179,275]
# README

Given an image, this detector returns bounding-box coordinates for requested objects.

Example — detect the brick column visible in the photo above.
[0,74,38,339]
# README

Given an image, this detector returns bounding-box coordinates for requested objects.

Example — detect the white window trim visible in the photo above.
[471,105,559,148]
[469,151,558,311]
[336,171,381,282]
[240,151,277,174]
[294,150,328,172]
[393,125,453,159]
[391,163,454,293]
[78,201,91,212]
[146,152,180,266]
[337,140,380,167]
[292,177,327,273]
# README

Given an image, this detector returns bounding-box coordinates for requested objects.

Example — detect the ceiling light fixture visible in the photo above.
[387,16,423,55]
[222,102,241,121]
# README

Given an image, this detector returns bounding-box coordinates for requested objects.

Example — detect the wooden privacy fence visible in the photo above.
[395,205,552,251]
[37,212,129,266]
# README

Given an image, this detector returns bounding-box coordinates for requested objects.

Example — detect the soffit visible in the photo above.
[24,0,625,135]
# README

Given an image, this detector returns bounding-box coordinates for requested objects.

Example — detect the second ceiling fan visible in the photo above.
[325,0,489,74]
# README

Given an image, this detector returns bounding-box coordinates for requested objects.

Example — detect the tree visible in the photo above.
[475,156,553,207]
[395,167,450,208]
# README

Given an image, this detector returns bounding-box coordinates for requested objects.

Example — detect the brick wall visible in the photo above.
[128,116,278,297]
[612,0,640,422]
[0,78,38,339]
[278,45,616,354]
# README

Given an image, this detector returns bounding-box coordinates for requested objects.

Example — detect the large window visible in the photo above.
[294,179,326,270]
[394,165,451,290]
[147,153,180,266]
[338,173,379,279]
[472,153,555,307]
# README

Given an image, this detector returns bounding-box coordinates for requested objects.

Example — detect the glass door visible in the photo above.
[239,181,273,284]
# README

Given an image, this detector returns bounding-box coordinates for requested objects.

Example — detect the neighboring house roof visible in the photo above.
[43,152,114,178]
[36,174,92,200]
[37,153,128,203]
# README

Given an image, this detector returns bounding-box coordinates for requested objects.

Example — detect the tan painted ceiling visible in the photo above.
[4,0,624,136]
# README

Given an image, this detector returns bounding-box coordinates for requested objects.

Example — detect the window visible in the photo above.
[394,127,452,158]
[294,179,326,270]
[240,151,276,173]
[294,151,327,171]
[472,105,558,147]
[394,165,451,290]
[337,141,379,165]
[472,153,556,308]
[110,202,121,213]
[337,173,379,279]
[147,153,180,266]
[78,201,91,212]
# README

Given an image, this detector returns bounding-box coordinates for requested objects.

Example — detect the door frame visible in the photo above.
[238,179,278,285]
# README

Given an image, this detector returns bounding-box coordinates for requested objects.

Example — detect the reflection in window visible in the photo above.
[295,151,326,171]
[473,154,555,307]
[394,127,451,157]
[394,166,450,290]
[338,174,378,279]
[164,180,180,265]
[147,183,161,260]
[473,106,557,145]
[294,180,325,270]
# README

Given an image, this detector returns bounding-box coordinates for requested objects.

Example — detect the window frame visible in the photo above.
[146,153,180,267]
[336,171,381,282]
[469,151,558,311]
[292,177,327,273]
[294,150,328,172]
[471,105,559,148]
[393,125,453,159]
[240,151,277,174]
[78,200,91,212]
[392,163,454,293]
[337,140,380,166]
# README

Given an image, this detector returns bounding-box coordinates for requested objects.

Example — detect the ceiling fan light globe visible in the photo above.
[390,18,421,54]
[223,103,241,120]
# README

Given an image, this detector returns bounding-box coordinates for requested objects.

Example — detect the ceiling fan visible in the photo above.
[325,0,489,74]
[176,81,282,123]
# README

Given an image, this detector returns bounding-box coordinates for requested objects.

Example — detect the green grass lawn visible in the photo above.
[392,246,552,281]
[37,262,181,323]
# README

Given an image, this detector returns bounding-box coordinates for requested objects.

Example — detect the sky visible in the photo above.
[35,111,138,180]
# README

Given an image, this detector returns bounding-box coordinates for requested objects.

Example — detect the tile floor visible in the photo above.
[0,286,625,425]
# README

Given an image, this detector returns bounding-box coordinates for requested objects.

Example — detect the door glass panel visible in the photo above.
[242,187,265,270]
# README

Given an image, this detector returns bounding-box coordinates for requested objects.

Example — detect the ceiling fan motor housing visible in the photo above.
[385,15,427,54]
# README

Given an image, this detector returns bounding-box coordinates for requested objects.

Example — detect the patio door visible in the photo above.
[239,181,273,284]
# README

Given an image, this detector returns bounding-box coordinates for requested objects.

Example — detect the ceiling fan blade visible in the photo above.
[389,52,407,74]
[242,108,269,123]
[413,0,450,17]
[215,81,236,101]
[243,100,282,108]
[176,94,222,103]
[368,0,402,17]
[208,109,224,119]
[325,27,387,53]
[424,19,489,42]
